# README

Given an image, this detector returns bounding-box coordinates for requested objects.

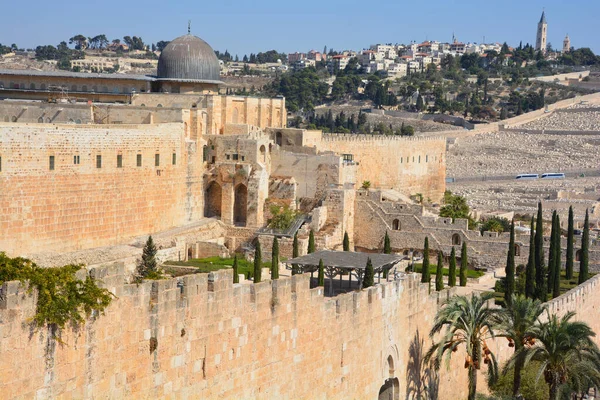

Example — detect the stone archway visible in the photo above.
[204,181,222,218]
[452,233,462,246]
[259,145,266,163]
[234,184,248,226]
[576,249,582,262]
[392,219,400,231]
[379,355,399,400]
[276,131,283,146]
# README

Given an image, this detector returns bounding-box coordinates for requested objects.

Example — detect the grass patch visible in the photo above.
[407,263,485,279]
[165,255,271,279]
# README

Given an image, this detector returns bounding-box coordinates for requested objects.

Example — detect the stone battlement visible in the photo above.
[322,133,444,143]
[0,261,472,399]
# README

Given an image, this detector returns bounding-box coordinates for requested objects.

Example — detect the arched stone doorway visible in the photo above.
[204,181,222,218]
[392,219,400,230]
[452,233,462,246]
[576,249,582,262]
[276,131,283,146]
[379,356,399,400]
[233,184,248,226]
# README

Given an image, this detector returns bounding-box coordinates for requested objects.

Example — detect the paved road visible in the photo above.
[447,169,600,184]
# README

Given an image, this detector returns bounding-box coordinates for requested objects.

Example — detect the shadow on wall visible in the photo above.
[405,330,439,400]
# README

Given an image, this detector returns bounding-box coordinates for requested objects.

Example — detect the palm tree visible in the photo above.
[516,311,600,400]
[425,293,501,400]
[497,295,546,397]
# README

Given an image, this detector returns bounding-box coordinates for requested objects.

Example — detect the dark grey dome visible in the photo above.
[157,34,221,82]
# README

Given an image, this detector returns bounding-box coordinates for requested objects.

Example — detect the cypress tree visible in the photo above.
[459,241,468,286]
[232,254,239,284]
[566,206,574,280]
[308,229,315,254]
[343,231,350,251]
[421,237,430,284]
[448,247,457,287]
[292,231,299,275]
[547,211,557,295]
[435,251,444,291]
[317,259,324,287]
[525,216,536,298]
[579,209,590,284]
[505,220,516,307]
[363,258,374,289]
[271,237,279,280]
[552,214,561,298]
[136,236,161,281]
[534,202,547,301]
[383,231,391,254]
[253,241,262,283]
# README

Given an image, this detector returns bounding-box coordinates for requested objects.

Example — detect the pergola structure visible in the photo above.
[284,250,405,296]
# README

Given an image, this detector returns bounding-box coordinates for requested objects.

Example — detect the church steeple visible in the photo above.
[536,10,548,53]
[539,11,546,24]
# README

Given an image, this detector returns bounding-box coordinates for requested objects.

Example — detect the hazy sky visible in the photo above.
[1,0,597,55]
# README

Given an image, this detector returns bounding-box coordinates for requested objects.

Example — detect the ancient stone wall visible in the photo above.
[317,135,447,203]
[0,122,203,256]
[0,264,476,400]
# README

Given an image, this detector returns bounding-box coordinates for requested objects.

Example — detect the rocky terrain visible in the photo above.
[519,110,600,131]
[447,130,600,178]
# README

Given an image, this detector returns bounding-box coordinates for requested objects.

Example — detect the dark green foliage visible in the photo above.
[460,241,468,286]
[363,258,374,289]
[317,259,324,287]
[136,236,162,281]
[505,220,516,307]
[0,253,113,332]
[292,231,299,275]
[547,211,558,295]
[480,217,511,233]
[422,237,430,284]
[271,237,279,280]
[448,247,457,287]
[253,241,262,283]
[552,214,561,298]
[343,231,350,251]
[308,229,315,254]
[525,216,536,298]
[232,254,239,283]
[266,68,328,112]
[566,206,574,280]
[534,203,547,302]
[435,252,444,291]
[579,209,590,284]
[383,231,391,254]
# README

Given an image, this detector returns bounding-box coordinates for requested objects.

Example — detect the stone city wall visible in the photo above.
[0,122,203,256]
[0,263,478,400]
[317,135,447,203]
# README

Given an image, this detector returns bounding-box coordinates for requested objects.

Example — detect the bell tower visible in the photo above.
[535,11,548,53]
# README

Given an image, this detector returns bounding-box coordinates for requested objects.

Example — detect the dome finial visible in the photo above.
[188,20,191,34]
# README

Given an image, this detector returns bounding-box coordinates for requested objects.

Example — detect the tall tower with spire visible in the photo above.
[563,34,571,54]
[535,11,548,53]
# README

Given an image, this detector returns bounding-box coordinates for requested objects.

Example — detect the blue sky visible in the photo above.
[1,0,597,55]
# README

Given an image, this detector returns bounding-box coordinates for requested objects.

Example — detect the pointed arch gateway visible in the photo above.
[234,184,248,226]
[204,181,222,218]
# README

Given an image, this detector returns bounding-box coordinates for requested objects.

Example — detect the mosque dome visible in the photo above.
[157,34,221,83]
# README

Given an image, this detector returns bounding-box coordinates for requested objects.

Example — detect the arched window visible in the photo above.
[576,249,582,262]
[452,233,462,246]
[259,145,266,163]
[157,104,163,108]
[71,85,77,92]
[392,219,400,231]
[38,117,44,123]
[41,83,46,90]
[276,131,283,146]
[30,83,36,90]
[514,244,521,257]
[81,85,87,92]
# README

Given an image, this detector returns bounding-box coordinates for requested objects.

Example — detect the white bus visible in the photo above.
[541,173,565,179]
[515,174,539,180]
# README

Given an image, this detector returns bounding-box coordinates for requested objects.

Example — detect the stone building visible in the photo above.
[0,31,447,261]
[535,11,548,54]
